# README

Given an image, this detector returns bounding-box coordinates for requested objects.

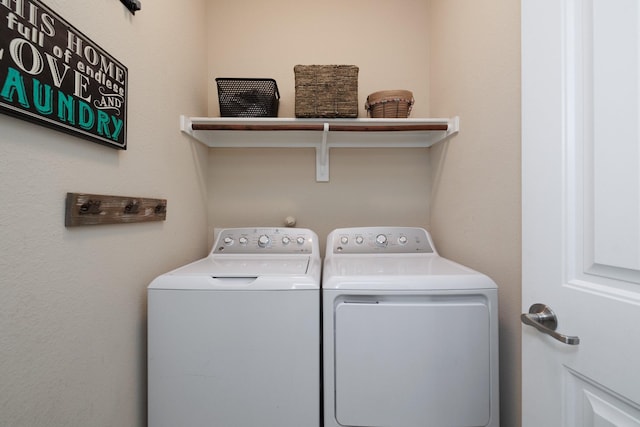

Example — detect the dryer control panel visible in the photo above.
[329,227,434,254]
[213,227,316,254]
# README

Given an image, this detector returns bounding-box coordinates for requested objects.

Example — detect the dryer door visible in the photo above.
[334,295,491,427]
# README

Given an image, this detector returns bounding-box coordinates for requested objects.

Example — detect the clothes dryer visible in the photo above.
[148,227,320,427]
[323,227,499,427]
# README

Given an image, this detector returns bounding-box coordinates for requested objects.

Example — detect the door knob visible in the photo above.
[521,303,580,345]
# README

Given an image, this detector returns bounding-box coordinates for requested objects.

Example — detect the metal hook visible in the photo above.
[79,200,102,215]
[120,0,141,14]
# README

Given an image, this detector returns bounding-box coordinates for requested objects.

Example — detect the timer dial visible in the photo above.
[258,235,270,248]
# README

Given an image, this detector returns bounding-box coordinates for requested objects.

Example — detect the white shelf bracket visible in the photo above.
[445,116,460,141]
[316,122,330,182]
[180,115,195,138]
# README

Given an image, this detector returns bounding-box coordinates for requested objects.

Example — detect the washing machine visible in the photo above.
[323,227,499,427]
[148,227,321,427]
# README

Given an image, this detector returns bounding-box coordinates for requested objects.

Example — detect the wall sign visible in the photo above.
[0,0,128,149]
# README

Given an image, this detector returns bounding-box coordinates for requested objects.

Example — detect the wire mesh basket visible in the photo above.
[216,78,280,117]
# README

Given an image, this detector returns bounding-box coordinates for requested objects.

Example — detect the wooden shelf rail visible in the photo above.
[190,123,450,132]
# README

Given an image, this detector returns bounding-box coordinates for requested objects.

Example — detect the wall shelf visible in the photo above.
[180,115,459,182]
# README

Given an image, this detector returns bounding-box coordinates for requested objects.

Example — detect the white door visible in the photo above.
[522,0,640,425]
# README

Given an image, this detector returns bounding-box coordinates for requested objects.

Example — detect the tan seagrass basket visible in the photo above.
[365,90,414,118]
[294,65,359,118]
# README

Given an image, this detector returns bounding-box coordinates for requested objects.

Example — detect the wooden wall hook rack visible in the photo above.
[65,193,166,227]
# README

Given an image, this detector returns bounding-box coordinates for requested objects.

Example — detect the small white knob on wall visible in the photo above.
[285,216,297,227]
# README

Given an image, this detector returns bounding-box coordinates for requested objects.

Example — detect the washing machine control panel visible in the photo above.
[330,227,434,254]
[213,228,315,254]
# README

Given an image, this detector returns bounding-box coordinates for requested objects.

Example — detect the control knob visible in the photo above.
[376,234,388,247]
[258,235,270,248]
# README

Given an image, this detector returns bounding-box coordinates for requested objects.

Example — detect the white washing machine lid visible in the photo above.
[323,254,497,290]
[149,255,320,290]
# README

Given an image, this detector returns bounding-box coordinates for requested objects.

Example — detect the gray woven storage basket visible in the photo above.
[294,65,359,118]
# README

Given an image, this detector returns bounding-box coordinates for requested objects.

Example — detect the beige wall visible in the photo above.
[0,1,208,425]
[207,1,522,426]
[206,0,434,249]
[206,0,431,119]
[429,1,522,426]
